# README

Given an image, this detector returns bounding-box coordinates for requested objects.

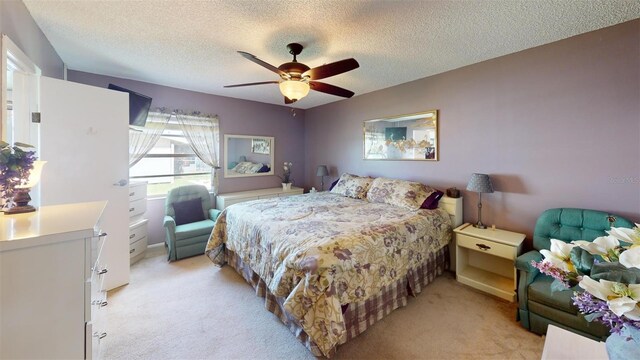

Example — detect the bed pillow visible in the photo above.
[247,162,264,173]
[258,164,270,173]
[330,173,373,199]
[232,161,254,174]
[172,197,206,225]
[328,178,339,191]
[367,177,437,210]
[421,190,444,210]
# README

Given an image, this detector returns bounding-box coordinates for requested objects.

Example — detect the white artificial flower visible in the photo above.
[620,247,640,269]
[579,276,640,320]
[573,236,619,260]
[607,224,640,246]
[540,239,576,272]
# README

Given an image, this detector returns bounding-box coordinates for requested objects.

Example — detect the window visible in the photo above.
[129,116,213,196]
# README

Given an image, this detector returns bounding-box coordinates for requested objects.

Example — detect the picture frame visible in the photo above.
[363,110,439,161]
[251,138,271,154]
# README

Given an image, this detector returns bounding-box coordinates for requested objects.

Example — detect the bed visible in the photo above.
[205,180,462,357]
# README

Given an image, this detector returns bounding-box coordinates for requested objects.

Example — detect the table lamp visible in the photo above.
[316,165,329,191]
[5,160,47,214]
[466,173,494,229]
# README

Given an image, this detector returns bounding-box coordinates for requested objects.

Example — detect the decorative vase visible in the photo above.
[282,182,292,191]
[606,326,640,360]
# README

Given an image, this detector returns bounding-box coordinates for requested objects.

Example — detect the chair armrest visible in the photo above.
[516,250,543,286]
[515,250,542,274]
[209,209,222,221]
[163,216,176,230]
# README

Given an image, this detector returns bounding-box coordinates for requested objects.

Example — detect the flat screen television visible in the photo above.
[108,83,152,127]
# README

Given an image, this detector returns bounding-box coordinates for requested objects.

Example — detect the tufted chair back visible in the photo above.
[533,208,634,251]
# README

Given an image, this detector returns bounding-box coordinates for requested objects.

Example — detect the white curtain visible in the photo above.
[175,112,220,194]
[129,111,171,167]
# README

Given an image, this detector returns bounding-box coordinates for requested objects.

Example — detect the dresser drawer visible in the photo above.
[128,198,147,218]
[129,219,148,244]
[130,236,148,262]
[456,233,515,260]
[129,182,147,202]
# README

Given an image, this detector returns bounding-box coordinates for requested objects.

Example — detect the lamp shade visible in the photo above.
[466,173,494,193]
[279,80,310,101]
[316,165,329,177]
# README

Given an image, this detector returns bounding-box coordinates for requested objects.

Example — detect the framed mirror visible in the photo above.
[223,134,275,178]
[363,110,438,161]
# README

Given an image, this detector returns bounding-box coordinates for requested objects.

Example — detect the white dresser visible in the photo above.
[216,186,304,210]
[0,201,108,359]
[128,181,148,264]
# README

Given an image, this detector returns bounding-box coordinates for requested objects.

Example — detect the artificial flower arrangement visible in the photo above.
[0,141,36,207]
[278,161,293,184]
[532,222,640,338]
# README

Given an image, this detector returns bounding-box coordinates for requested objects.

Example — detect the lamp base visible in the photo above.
[473,222,487,229]
[4,204,36,214]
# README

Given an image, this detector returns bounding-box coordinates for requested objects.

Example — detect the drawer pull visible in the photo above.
[129,207,135,212]
[476,243,491,251]
[129,234,135,239]
[98,232,107,238]
[129,192,135,196]
[94,332,107,339]
[100,301,108,308]
[130,248,135,254]
[98,268,108,275]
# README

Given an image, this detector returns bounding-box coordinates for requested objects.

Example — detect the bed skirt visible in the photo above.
[225,245,450,357]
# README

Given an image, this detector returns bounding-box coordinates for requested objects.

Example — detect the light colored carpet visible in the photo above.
[104,245,544,359]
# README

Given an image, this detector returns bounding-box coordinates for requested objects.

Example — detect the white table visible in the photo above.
[541,325,608,359]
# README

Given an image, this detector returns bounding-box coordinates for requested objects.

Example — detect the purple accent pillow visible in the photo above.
[172,198,205,225]
[329,179,339,191]
[258,165,270,173]
[421,190,444,210]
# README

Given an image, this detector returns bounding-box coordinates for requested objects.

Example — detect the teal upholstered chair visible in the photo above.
[163,185,221,261]
[515,208,634,339]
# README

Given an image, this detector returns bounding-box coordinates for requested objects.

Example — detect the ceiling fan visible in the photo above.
[224,43,359,104]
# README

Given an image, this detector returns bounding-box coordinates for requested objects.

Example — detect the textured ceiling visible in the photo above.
[23,0,640,109]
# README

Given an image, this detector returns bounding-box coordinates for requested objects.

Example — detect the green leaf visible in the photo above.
[584,312,603,322]
[591,262,640,284]
[570,247,594,275]
[550,279,571,292]
[13,142,34,148]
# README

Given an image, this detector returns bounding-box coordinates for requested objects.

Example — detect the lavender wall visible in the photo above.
[68,70,306,244]
[0,0,64,78]
[305,20,640,240]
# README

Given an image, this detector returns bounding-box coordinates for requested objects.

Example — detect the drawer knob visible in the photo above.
[98,232,107,238]
[129,234,135,239]
[130,248,135,254]
[129,192,135,196]
[94,332,107,339]
[129,207,135,212]
[98,268,108,275]
[100,301,108,308]
[476,243,491,251]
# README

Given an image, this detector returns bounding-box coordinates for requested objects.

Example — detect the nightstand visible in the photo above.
[454,223,525,302]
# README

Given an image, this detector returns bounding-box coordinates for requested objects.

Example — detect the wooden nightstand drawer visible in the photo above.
[457,233,514,260]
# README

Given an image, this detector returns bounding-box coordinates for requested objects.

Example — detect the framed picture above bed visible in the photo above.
[363,110,439,161]
[224,134,275,178]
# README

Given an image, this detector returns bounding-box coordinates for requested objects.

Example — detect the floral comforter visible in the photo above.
[205,192,451,356]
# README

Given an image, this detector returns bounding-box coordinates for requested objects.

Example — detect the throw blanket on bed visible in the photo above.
[205,192,451,356]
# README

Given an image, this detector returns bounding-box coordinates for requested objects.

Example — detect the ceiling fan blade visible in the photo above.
[303,58,359,80]
[309,81,355,98]
[224,81,279,88]
[284,97,297,104]
[238,51,289,78]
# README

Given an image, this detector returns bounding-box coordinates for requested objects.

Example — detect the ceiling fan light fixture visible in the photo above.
[279,80,310,101]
